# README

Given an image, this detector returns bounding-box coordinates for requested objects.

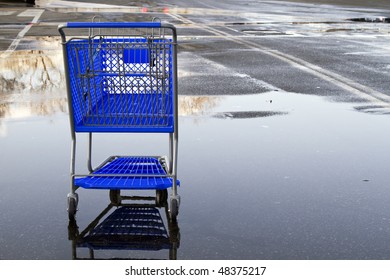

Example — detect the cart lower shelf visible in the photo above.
[74,156,179,190]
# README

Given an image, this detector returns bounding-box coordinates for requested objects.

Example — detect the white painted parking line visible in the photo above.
[0,11,16,16]
[0,9,44,59]
[17,9,45,17]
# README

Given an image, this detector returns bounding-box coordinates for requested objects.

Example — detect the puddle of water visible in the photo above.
[178,91,390,259]
[180,92,289,118]
[1,42,390,259]
[2,74,390,260]
[273,0,390,10]
[0,39,66,136]
[0,38,64,95]
[349,17,390,23]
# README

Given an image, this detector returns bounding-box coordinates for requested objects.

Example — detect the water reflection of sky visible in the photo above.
[0,39,67,136]
[1,41,390,259]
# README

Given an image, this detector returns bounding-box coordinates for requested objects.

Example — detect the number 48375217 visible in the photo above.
[217,266,266,276]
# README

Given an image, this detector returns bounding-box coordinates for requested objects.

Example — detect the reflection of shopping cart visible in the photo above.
[68,204,180,260]
[59,22,180,221]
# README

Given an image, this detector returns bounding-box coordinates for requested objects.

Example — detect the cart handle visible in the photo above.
[59,22,177,42]
[66,22,162,28]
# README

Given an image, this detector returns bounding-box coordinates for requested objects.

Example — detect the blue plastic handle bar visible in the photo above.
[66,22,161,28]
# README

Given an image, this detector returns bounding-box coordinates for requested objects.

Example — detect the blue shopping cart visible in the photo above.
[59,22,180,221]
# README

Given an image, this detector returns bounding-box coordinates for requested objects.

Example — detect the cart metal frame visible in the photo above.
[59,22,180,221]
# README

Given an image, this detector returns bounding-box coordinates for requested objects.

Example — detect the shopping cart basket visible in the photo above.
[59,22,180,221]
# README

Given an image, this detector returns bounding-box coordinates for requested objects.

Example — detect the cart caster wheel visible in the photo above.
[156,189,168,207]
[109,190,121,205]
[67,193,78,220]
[170,197,179,222]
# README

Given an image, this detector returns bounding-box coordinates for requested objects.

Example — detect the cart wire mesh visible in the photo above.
[64,27,175,133]
[74,156,180,190]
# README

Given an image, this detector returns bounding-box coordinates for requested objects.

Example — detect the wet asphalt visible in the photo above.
[1,0,390,260]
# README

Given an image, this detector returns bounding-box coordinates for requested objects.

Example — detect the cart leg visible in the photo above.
[169,131,180,221]
[87,132,93,173]
[68,137,78,220]
[168,133,174,173]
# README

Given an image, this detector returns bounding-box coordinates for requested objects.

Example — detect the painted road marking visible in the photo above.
[169,13,390,107]
[0,11,16,16]
[1,9,44,59]
[17,9,45,17]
